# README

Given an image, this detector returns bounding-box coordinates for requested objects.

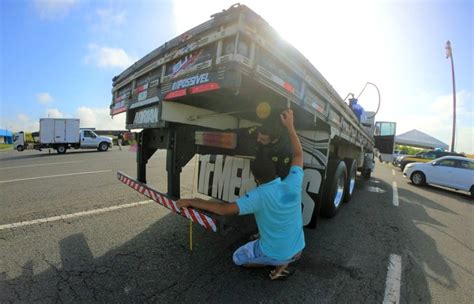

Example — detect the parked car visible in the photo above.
[390,150,407,164]
[403,156,474,197]
[393,151,424,167]
[398,150,464,171]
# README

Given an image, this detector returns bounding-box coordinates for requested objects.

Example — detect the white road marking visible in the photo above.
[383,254,402,304]
[0,170,111,184]
[0,160,84,170]
[392,169,395,176]
[392,181,399,207]
[0,200,153,231]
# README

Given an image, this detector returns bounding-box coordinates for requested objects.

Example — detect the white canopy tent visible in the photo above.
[395,129,449,150]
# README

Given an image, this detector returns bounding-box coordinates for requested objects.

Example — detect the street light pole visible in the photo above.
[445,40,456,152]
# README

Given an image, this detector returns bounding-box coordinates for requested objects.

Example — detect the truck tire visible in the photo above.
[343,158,357,203]
[16,145,24,152]
[321,159,347,218]
[98,142,109,152]
[56,145,67,154]
[470,186,474,198]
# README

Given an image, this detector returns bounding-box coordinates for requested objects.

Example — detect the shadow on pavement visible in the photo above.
[397,187,458,300]
[1,214,298,303]
[404,181,472,203]
[352,176,439,303]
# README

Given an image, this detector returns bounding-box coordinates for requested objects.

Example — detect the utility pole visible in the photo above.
[445,40,456,152]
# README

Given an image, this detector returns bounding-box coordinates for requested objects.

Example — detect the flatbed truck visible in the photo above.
[110,4,395,232]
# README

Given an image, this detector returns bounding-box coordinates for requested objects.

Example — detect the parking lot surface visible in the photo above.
[0,149,472,303]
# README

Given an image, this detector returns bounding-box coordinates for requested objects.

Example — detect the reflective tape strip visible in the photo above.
[161,196,170,209]
[189,209,203,227]
[117,172,217,232]
[166,197,179,213]
[201,214,215,231]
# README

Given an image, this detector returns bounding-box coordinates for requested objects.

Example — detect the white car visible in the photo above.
[403,156,474,197]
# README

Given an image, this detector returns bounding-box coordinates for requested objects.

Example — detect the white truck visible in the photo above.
[109,4,395,233]
[14,118,113,154]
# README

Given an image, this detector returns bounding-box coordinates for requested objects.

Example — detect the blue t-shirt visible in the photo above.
[236,166,305,260]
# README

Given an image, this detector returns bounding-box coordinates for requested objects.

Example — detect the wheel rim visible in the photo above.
[334,173,345,208]
[412,173,422,184]
[59,147,65,152]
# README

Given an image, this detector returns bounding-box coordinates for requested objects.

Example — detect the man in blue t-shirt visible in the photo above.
[177,109,305,280]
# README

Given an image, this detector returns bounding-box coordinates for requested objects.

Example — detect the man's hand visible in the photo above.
[176,199,193,209]
[280,109,294,129]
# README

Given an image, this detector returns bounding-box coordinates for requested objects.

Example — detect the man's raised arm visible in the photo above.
[280,109,303,168]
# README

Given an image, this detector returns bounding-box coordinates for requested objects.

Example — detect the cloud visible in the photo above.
[84,44,136,69]
[0,115,39,133]
[76,107,125,130]
[33,0,79,21]
[394,90,473,153]
[46,108,65,118]
[1,107,125,134]
[36,92,54,105]
[18,114,30,123]
[91,8,126,32]
[432,90,472,118]
[456,127,474,154]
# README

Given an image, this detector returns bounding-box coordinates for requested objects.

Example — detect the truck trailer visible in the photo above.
[14,118,113,154]
[110,4,395,232]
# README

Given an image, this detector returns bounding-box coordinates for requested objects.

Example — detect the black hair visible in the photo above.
[258,116,283,140]
[251,156,277,184]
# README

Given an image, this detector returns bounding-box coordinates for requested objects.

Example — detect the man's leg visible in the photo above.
[233,240,266,267]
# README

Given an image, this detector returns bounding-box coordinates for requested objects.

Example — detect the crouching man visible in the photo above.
[177,109,305,280]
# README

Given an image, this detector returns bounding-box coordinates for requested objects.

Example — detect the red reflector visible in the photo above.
[123,132,135,141]
[164,89,187,100]
[283,82,294,93]
[189,83,220,94]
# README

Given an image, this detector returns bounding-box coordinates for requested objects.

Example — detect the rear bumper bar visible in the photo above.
[117,171,219,232]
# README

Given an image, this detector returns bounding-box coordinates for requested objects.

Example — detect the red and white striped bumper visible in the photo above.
[117,172,218,232]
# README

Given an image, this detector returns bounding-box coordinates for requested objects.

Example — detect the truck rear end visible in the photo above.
[111,4,391,233]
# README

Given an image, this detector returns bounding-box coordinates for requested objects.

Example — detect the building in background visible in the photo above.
[0,129,13,144]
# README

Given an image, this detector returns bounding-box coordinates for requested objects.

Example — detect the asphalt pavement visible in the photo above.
[0,148,472,303]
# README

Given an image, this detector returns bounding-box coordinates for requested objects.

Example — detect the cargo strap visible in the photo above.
[117,171,218,232]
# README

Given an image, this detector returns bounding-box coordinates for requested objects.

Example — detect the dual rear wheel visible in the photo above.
[320,158,358,218]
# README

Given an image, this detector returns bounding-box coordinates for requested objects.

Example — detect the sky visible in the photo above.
[0,0,472,153]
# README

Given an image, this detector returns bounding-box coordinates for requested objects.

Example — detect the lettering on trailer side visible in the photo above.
[301,168,322,226]
[198,156,324,226]
[171,73,209,90]
[198,155,255,202]
[133,106,159,125]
